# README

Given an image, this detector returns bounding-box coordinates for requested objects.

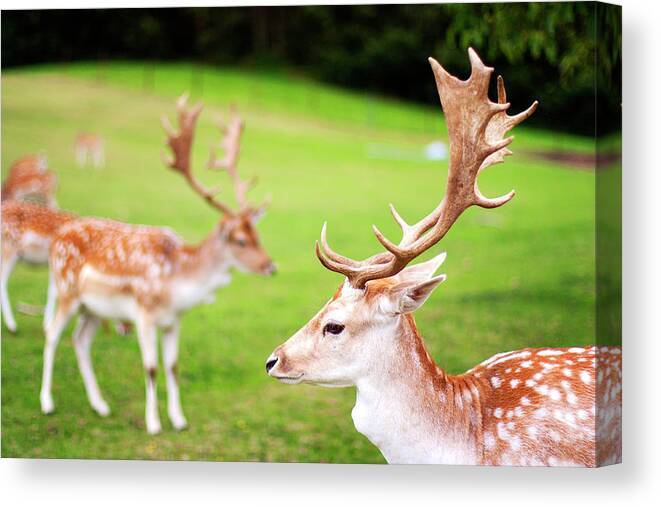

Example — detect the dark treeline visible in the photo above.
[2,3,621,136]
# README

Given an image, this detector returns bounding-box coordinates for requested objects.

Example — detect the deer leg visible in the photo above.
[136,310,161,434]
[94,148,105,169]
[40,297,79,413]
[76,147,86,168]
[1,252,18,333]
[161,320,187,430]
[72,313,109,416]
[43,271,57,333]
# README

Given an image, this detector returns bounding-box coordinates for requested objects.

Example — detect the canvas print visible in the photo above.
[1,2,621,466]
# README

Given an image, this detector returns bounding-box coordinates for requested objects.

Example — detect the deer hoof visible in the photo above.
[146,420,162,435]
[40,395,55,414]
[93,400,111,417]
[171,416,188,431]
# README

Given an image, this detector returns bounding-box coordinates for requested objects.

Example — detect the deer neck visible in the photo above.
[171,231,233,310]
[352,314,484,464]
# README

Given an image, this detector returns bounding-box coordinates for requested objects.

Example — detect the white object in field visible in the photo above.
[365,141,447,162]
[424,141,447,161]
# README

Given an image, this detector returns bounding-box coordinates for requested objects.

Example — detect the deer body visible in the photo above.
[41,96,274,434]
[51,216,259,327]
[348,298,620,466]
[267,49,621,466]
[1,201,76,332]
[353,341,619,466]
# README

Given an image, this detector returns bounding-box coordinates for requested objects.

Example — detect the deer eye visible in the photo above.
[323,322,345,336]
[234,238,247,247]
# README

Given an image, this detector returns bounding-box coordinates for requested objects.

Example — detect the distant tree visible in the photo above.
[1,3,621,135]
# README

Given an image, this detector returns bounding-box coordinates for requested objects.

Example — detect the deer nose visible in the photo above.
[263,262,277,276]
[265,355,278,373]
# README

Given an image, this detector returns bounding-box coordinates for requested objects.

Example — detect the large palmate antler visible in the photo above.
[162,94,236,215]
[316,48,538,288]
[207,105,255,211]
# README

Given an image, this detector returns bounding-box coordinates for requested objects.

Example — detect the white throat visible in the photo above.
[172,257,232,311]
[349,319,481,465]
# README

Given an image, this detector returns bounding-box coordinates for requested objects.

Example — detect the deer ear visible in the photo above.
[251,205,267,224]
[396,274,447,314]
[217,218,232,238]
[397,252,447,283]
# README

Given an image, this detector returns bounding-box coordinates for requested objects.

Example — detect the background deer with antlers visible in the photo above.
[42,95,275,433]
[266,49,621,466]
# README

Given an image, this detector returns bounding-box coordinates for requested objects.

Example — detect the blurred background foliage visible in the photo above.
[2,2,621,135]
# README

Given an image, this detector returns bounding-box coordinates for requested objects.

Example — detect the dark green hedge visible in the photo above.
[1,3,621,135]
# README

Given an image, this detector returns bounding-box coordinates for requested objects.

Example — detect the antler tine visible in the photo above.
[315,48,537,289]
[207,105,254,210]
[318,222,363,268]
[161,114,178,138]
[315,241,360,278]
[162,94,234,215]
[480,75,539,177]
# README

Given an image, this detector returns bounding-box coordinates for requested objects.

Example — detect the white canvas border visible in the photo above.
[2,0,659,505]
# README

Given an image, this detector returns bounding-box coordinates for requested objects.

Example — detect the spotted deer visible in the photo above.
[266,49,621,466]
[2,154,58,208]
[42,96,275,433]
[1,201,76,333]
[74,132,105,169]
[1,202,131,335]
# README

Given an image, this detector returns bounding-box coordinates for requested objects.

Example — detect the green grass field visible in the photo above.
[2,62,597,462]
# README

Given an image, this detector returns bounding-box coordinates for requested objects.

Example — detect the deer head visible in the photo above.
[266,254,449,386]
[266,48,537,385]
[161,95,275,276]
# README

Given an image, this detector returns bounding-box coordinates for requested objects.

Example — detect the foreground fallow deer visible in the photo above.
[1,201,76,333]
[42,96,275,433]
[74,132,105,169]
[1,154,58,208]
[267,49,621,466]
